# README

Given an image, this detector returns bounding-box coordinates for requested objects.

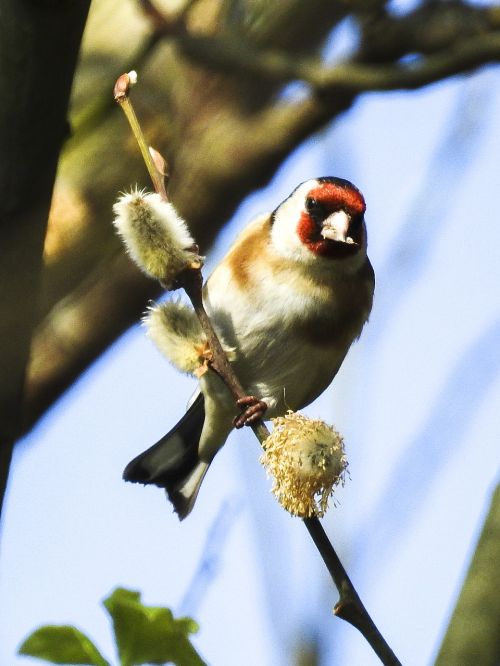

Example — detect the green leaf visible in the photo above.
[18,625,110,665]
[103,587,206,666]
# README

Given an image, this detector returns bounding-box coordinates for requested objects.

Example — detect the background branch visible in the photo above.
[434,482,500,665]
[176,30,500,92]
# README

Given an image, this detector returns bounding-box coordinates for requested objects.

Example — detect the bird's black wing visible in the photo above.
[123,392,205,488]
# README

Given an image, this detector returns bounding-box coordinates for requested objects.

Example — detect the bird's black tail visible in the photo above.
[123,393,207,519]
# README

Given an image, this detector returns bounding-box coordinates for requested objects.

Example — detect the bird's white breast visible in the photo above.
[203,218,371,413]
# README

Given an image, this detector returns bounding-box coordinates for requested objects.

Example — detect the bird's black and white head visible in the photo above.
[271,177,367,268]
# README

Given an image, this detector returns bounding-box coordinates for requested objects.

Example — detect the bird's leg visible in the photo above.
[233,396,268,429]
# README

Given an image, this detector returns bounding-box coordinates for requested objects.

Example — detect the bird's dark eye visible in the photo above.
[349,215,363,236]
[305,197,326,220]
[348,213,364,244]
[350,213,363,230]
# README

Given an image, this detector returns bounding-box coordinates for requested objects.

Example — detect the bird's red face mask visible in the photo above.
[297,181,366,259]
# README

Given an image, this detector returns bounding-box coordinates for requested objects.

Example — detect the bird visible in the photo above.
[123,176,375,519]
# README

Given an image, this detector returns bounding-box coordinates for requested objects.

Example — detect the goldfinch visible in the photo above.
[123,177,374,518]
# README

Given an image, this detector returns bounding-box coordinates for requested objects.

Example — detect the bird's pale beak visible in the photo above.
[321,210,356,244]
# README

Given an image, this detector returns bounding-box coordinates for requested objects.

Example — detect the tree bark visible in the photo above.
[0,0,91,521]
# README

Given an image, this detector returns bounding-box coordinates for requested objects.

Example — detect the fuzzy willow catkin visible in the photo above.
[113,189,201,288]
[145,301,208,375]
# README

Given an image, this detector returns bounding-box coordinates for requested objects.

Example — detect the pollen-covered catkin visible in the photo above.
[144,301,208,375]
[113,189,201,287]
[261,412,348,518]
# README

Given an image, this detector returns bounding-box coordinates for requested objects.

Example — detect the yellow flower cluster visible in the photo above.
[261,412,347,518]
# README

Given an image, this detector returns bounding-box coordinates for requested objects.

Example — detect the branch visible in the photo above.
[115,78,401,665]
[312,33,500,92]
[181,266,401,666]
[303,519,401,665]
[356,1,498,64]
[177,30,500,93]
[434,482,500,665]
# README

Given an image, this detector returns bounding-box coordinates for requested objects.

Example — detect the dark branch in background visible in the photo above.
[147,0,500,92]
[0,0,91,525]
[356,1,498,63]
[176,27,500,92]
[435,482,500,665]
[115,75,401,666]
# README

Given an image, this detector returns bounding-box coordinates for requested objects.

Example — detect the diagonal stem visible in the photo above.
[181,269,270,444]
[181,267,401,666]
[303,518,402,666]
[114,73,166,198]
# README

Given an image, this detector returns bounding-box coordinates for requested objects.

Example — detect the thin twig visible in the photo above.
[114,73,166,197]
[114,74,402,665]
[304,519,401,666]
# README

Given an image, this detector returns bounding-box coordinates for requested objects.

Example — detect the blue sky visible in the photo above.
[1,63,500,665]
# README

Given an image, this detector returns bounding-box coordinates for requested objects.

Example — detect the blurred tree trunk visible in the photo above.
[0,0,91,520]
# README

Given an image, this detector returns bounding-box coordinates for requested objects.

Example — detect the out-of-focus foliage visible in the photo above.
[19,588,205,666]
[19,626,110,666]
